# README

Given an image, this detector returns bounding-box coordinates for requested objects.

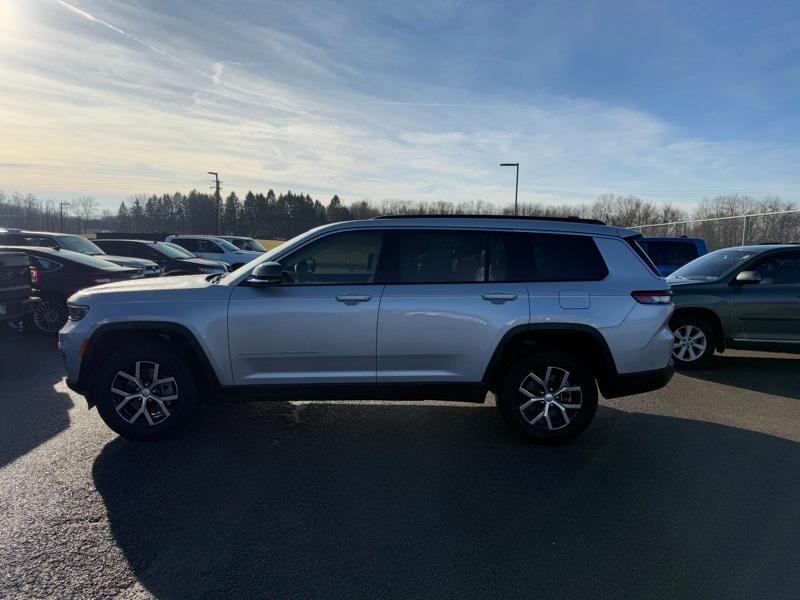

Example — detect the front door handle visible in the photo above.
[336,294,373,304]
[481,292,519,303]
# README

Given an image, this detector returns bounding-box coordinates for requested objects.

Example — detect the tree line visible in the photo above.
[1,188,796,246]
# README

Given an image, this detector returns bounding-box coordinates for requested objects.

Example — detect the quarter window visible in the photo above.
[281,231,384,285]
[506,233,608,281]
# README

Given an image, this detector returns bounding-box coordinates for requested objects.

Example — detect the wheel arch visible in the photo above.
[483,323,618,394]
[78,321,220,406]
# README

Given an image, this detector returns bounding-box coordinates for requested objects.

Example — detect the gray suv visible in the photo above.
[668,244,800,368]
[59,216,674,443]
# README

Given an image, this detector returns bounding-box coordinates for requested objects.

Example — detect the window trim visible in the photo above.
[249,226,611,287]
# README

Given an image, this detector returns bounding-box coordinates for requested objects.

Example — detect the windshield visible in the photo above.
[669,249,756,281]
[55,249,128,270]
[230,238,266,252]
[214,238,240,251]
[154,242,196,259]
[57,235,105,256]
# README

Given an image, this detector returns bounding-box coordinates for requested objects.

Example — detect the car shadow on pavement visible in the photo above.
[684,353,800,400]
[93,399,800,600]
[0,331,73,468]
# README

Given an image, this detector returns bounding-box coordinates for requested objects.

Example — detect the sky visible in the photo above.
[0,0,799,211]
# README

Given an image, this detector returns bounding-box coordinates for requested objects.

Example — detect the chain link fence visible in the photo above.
[634,209,800,250]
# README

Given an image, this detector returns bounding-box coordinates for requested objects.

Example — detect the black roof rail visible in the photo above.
[371,214,606,225]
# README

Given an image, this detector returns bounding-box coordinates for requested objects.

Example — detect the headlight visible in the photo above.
[198,267,225,274]
[68,304,90,322]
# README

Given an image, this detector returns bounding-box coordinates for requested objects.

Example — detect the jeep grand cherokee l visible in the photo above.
[59,216,674,443]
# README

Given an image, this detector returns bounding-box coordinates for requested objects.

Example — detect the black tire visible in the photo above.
[93,343,198,440]
[29,295,68,335]
[496,351,598,444]
[671,314,715,370]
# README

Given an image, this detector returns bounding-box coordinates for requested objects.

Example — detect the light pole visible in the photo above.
[60,202,71,232]
[208,171,221,234]
[500,163,519,216]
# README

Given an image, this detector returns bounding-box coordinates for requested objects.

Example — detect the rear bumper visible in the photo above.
[0,296,39,321]
[600,361,674,399]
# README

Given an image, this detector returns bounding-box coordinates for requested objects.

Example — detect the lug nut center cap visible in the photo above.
[545,393,554,401]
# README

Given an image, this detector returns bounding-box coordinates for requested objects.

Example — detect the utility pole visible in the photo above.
[60,202,71,232]
[207,171,221,234]
[500,163,519,215]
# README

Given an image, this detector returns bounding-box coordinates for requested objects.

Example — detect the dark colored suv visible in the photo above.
[0,246,139,333]
[668,244,800,368]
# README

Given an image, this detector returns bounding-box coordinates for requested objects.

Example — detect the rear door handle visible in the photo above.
[481,293,519,303]
[335,294,373,304]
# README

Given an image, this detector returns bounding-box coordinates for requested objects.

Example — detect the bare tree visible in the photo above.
[71,196,98,233]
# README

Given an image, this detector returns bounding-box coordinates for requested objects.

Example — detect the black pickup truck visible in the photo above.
[0,251,39,326]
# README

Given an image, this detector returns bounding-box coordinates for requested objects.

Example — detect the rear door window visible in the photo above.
[388,230,488,283]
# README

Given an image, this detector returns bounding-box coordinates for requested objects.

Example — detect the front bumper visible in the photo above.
[600,361,675,399]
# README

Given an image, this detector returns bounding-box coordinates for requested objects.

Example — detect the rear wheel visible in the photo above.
[496,351,598,443]
[31,296,68,334]
[671,315,715,369]
[93,343,198,440]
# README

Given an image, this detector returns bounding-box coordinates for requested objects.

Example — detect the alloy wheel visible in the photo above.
[33,300,67,333]
[673,325,707,363]
[518,366,583,431]
[110,361,178,426]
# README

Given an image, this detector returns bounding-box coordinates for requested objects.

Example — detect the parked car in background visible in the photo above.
[639,237,708,277]
[668,243,800,368]
[216,235,267,252]
[0,229,162,277]
[164,235,262,268]
[93,240,229,276]
[60,216,674,443]
[0,251,39,327]
[0,246,139,333]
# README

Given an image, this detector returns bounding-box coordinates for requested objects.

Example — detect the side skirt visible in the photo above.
[207,382,489,403]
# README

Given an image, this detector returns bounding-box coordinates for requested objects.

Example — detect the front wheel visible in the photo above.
[93,343,198,440]
[31,296,68,334]
[496,351,598,443]
[671,315,715,369]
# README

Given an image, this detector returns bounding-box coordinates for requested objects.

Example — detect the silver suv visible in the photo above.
[60,216,674,443]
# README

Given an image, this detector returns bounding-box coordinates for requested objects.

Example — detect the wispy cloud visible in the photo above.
[0,0,798,208]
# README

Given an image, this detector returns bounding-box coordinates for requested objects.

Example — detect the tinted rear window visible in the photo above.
[384,230,607,284]
[390,230,486,283]
[507,233,609,282]
[639,240,699,265]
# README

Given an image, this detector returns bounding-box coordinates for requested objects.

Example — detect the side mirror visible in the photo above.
[247,262,283,287]
[733,270,762,285]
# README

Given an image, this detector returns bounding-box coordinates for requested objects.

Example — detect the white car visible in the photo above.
[165,235,261,268]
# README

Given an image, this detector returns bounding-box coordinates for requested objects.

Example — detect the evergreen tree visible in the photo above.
[222,191,240,235]
[117,201,130,232]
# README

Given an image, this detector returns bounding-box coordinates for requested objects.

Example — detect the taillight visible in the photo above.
[632,290,672,304]
[29,266,40,286]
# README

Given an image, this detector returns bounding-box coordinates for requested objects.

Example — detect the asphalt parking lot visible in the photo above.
[1,332,799,599]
